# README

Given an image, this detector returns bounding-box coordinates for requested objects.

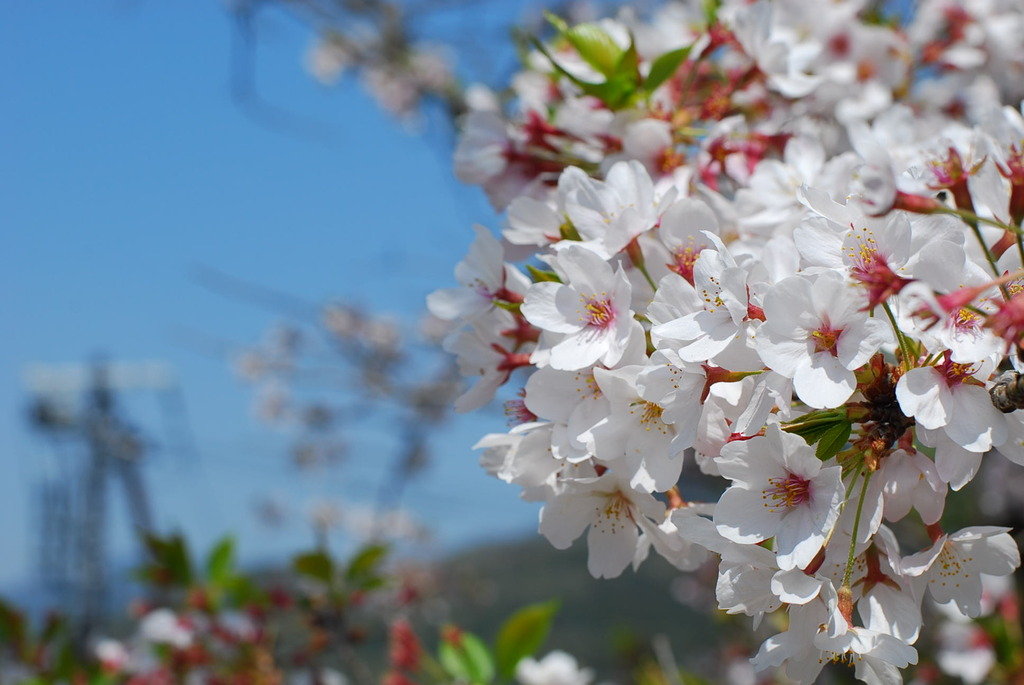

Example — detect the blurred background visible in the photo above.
[3,0,555,601]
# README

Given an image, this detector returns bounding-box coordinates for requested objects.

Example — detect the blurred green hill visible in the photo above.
[435,535,734,682]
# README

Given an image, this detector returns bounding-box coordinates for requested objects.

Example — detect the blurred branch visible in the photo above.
[228,1,341,139]
[191,264,321,320]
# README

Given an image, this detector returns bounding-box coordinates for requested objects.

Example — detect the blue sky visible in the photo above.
[3,1,540,591]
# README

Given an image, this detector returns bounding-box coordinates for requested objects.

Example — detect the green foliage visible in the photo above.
[439,630,496,684]
[493,600,560,680]
[532,14,697,110]
[702,0,722,26]
[544,13,622,79]
[292,542,391,600]
[293,549,336,584]
[345,543,389,592]
[137,530,194,587]
[784,410,853,460]
[644,45,694,94]
[413,599,561,684]
[205,536,236,587]
[814,420,853,460]
[0,597,26,649]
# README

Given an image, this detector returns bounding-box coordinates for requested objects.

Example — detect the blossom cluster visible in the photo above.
[431,0,1024,682]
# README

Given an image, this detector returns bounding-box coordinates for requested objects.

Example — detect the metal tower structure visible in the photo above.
[23,359,174,645]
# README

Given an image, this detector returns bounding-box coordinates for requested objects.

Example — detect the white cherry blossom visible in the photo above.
[651,234,763,371]
[521,245,643,371]
[427,224,528,321]
[895,357,1008,482]
[757,270,890,409]
[560,160,675,259]
[900,526,1020,618]
[538,471,666,579]
[585,353,703,492]
[714,424,844,571]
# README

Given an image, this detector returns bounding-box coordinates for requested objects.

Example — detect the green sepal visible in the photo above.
[526,264,562,283]
[495,299,522,314]
[559,219,582,241]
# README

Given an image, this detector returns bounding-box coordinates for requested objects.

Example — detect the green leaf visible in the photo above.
[462,633,496,683]
[615,38,640,83]
[439,640,471,682]
[494,600,560,679]
[529,37,632,109]
[293,550,334,584]
[796,423,837,445]
[644,45,693,94]
[226,575,263,606]
[783,410,849,448]
[598,39,642,108]
[0,598,26,647]
[90,675,119,685]
[526,264,562,283]
[543,10,570,34]
[440,631,496,684]
[530,37,596,88]
[815,420,852,460]
[206,537,235,587]
[563,23,623,78]
[544,11,630,81]
[703,0,722,26]
[531,19,645,110]
[39,612,67,645]
[345,544,389,591]
[139,531,193,586]
[346,544,388,580]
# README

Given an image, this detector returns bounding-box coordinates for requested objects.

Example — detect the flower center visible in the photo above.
[630,400,667,433]
[669,238,705,285]
[950,306,983,333]
[575,370,603,400]
[657,146,685,173]
[699,276,726,313]
[939,357,980,387]
[811,324,841,355]
[597,491,633,530]
[820,651,861,667]
[932,543,967,584]
[582,295,616,329]
[503,393,537,426]
[763,473,811,512]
